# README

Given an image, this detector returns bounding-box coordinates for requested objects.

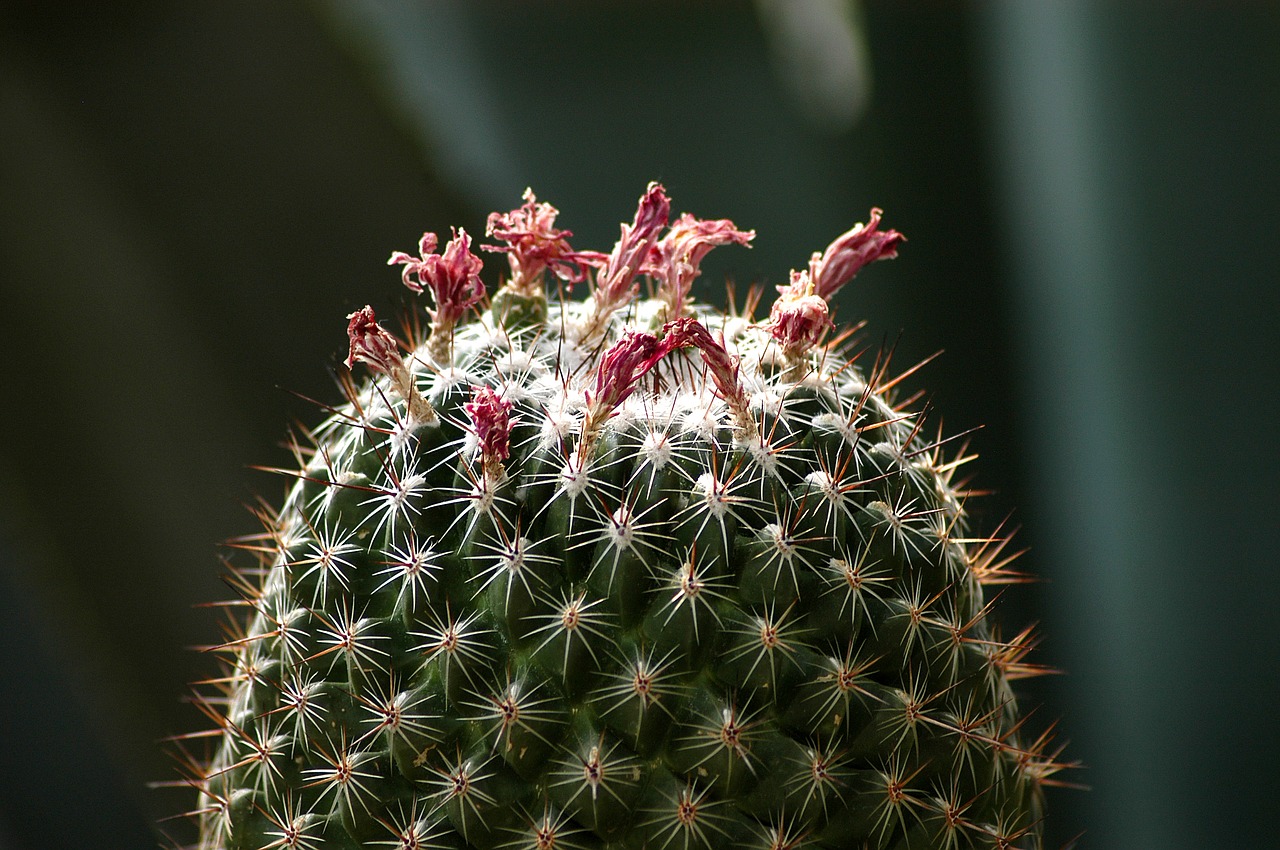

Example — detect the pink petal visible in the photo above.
[646,213,754,305]
[464,385,514,464]
[595,182,671,309]
[345,305,404,375]
[591,329,664,414]
[810,208,904,301]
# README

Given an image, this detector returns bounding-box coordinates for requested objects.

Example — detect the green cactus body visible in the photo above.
[185,186,1061,850]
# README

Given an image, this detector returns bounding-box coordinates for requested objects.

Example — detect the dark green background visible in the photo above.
[1,2,1276,847]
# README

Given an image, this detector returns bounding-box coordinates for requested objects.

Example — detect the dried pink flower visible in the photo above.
[344,306,435,423]
[483,189,591,292]
[593,327,665,412]
[577,328,665,459]
[388,228,486,362]
[658,318,735,399]
[645,213,754,316]
[464,385,514,468]
[589,329,665,417]
[808,208,903,302]
[587,183,671,324]
[765,209,902,362]
[345,305,405,376]
[766,271,833,356]
[388,232,438,293]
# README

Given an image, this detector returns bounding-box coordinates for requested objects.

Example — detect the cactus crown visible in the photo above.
[175,184,1067,850]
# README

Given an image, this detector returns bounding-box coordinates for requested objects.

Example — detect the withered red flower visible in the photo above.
[345,305,437,423]
[589,329,665,417]
[345,305,404,376]
[484,189,591,291]
[766,272,833,355]
[766,209,901,358]
[808,208,903,302]
[592,182,671,314]
[658,317,739,402]
[645,213,754,314]
[658,316,754,435]
[388,228,486,328]
[464,385,514,466]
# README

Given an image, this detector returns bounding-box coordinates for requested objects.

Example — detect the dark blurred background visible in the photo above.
[1,1,1277,848]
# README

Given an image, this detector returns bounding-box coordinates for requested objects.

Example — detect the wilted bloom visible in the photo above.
[766,271,833,356]
[590,329,665,416]
[387,233,436,293]
[464,385,514,469]
[345,306,435,423]
[388,228,486,362]
[646,213,755,316]
[581,183,671,336]
[659,317,739,404]
[578,328,665,458]
[808,208,903,301]
[345,305,405,376]
[766,209,901,361]
[484,189,593,293]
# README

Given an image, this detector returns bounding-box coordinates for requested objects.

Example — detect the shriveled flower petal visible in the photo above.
[387,233,438,294]
[809,208,903,301]
[345,305,404,375]
[646,213,755,313]
[767,272,833,354]
[464,385,514,465]
[483,189,591,289]
[658,317,739,403]
[589,329,665,417]
[344,306,436,423]
[389,228,487,364]
[764,210,902,361]
[388,228,486,327]
[594,182,671,313]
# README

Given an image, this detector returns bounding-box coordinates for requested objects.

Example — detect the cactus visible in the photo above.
[177,184,1067,849]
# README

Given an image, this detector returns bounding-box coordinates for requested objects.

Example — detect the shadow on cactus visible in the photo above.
[169,184,1074,849]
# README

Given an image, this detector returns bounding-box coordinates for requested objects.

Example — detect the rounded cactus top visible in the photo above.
[180,184,1068,850]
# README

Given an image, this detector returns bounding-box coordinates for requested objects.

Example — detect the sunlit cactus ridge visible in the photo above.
[180,184,1066,850]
